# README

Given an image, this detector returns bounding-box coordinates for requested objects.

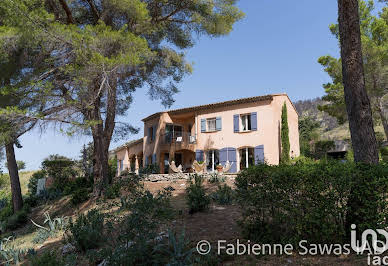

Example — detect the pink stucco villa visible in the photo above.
[114,93,300,175]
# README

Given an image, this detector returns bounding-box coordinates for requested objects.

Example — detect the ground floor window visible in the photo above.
[206,150,220,172]
[239,147,254,170]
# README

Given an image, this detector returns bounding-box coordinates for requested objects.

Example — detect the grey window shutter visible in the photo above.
[145,156,149,166]
[254,145,264,164]
[201,119,206,132]
[216,117,222,131]
[148,127,152,142]
[233,114,239,133]
[152,154,156,164]
[251,112,257,131]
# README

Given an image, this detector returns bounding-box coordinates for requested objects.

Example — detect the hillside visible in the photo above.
[294,97,385,141]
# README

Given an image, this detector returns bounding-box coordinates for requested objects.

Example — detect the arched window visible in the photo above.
[206,150,220,172]
[239,147,254,170]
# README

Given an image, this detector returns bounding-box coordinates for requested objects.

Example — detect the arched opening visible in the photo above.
[239,147,255,170]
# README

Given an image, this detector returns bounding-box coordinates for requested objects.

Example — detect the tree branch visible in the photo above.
[85,0,99,22]
[58,0,75,24]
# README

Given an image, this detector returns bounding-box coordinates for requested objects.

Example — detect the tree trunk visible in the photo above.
[89,77,117,196]
[5,142,23,212]
[337,0,379,164]
[92,132,109,196]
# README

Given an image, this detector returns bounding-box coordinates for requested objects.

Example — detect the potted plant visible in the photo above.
[216,164,223,173]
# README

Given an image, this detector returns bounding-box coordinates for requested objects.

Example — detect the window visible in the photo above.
[149,126,154,142]
[239,147,254,170]
[119,160,123,171]
[206,150,220,172]
[241,114,251,131]
[207,118,216,131]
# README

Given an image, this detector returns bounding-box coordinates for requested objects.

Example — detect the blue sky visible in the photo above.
[10,0,380,171]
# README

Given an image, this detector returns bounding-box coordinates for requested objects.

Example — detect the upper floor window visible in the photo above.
[234,112,257,133]
[241,114,252,131]
[149,126,154,142]
[201,117,222,132]
[207,118,217,132]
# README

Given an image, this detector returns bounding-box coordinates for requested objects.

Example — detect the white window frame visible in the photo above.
[240,114,251,132]
[207,118,217,132]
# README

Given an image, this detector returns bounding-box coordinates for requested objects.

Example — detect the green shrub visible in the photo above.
[66,209,104,251]
[104,183,121,199]
[380,146,388,162]
[211,184,234,205]
[0,203,13,222]
[4,208,28,231]
[63,177,91,195]
[312,140,335,159]
[108,157,117,184]
[70,188,89,205]
[106,190,173,265]
[29,250,64,266]
[208,173,225,183]
[235,161,388,245]
[41,155,76,190]
[186,175,210,213]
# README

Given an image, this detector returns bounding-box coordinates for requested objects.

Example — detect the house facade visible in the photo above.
[114,94,300,175]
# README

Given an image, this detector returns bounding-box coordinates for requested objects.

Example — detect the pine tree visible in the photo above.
[281,102,290,164]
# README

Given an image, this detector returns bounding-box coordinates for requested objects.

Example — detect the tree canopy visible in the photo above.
[0,0,244,194]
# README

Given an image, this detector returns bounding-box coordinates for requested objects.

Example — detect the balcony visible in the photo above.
[160,132,197,146]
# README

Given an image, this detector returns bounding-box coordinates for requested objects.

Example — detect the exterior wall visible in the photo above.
[195,99,278,167]
[143,116,162,166]
[127,141,143,157]
[117,94,300,173]
[116,147,130,172]
[272,95,300,162]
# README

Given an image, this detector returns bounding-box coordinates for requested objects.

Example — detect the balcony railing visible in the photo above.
[160,132,196,145]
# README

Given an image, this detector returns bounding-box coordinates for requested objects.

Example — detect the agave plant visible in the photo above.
[31,212,67,244]
[0,236,26,266]
[31,212,66,232]
[157,229,194,266]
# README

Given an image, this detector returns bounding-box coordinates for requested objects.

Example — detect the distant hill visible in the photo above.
[294,97,339,132]
[294,97,385,141]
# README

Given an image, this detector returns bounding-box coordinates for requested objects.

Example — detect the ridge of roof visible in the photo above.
[114,138,143,152]
[142,94,281,122]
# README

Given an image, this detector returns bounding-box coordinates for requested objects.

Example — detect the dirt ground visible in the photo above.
[10,176,370,265]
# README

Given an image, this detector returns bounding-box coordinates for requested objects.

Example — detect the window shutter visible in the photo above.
[254,145,265,164]
[195,150,204,162]
[148,127,152,142]
[221,147,237,173]
[251,112,257,131]
[145,156,149,166]
[233,114,239,133]
[152,154,156,164]
[216,117,222,131]
[201,119,206,132]
[219,148,227,166]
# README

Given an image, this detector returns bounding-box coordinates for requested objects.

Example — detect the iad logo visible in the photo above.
[351,224,388,254]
